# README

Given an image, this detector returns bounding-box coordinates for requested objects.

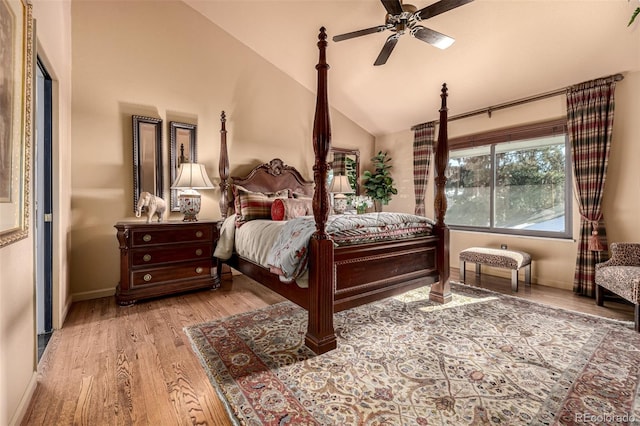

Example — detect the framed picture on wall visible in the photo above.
[0,0,33,248]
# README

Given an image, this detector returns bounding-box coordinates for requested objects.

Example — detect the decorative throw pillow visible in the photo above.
[271,198,313,221]
[270,198,286,221]
[234,186,288,227]
[292,191,313,199]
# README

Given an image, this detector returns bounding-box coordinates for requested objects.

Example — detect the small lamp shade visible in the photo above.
[330,175,354,194]
[170,163,214,221]
[330,175,354,214]
[171,163,214,189]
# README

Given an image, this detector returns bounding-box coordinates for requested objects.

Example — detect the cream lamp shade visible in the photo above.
[330,175,354,214]
[170,163,214,221]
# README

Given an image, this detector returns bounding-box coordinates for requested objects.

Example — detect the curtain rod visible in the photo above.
[411,73,624,130]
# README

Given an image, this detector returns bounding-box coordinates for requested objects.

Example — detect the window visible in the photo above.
[445,119,571,238]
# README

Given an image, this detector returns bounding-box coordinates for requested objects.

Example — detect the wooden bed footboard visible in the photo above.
[223,235,439,314]
[333,236,439,311]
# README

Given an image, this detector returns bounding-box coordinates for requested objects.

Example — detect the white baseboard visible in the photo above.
[9,371,37,426]
[71,287,115,302]
[61,295,73,327]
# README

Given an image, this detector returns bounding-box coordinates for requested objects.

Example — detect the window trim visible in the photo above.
[449,118,568,149]
[446,118,573,239]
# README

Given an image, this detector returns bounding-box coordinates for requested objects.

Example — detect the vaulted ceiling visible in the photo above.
[184,0,640,136]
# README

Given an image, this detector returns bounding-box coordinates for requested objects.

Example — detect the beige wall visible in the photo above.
[69,1,374,299]
[2,1,73,424]
[376,71,640,290]
[0,237,35,425]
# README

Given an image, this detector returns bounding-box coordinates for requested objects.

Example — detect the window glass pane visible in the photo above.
[494,135,566,232]
[446,146,491,227]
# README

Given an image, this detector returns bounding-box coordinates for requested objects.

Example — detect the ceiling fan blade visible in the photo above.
[380,0,403,16]
[333,25,390,42]
[415,0,474,21]
[374,34,400,66]
[411,25,455,49]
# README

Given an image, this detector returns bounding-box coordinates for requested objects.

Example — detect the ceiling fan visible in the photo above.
[333,0,474,66]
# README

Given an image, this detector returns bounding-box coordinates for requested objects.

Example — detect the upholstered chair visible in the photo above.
[595,242,640,332]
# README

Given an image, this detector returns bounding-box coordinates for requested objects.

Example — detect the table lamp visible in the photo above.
[170,163,214,221]
[330,175,354,214]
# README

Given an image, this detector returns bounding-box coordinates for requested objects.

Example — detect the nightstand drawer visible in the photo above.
[131,243,212,266]
[131,260,212,287]
[130,225,213,247]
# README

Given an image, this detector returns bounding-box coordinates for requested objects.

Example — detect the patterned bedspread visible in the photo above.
[266,212,434,282]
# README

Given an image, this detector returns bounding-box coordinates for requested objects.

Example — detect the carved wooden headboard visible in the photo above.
[221,158,314,218]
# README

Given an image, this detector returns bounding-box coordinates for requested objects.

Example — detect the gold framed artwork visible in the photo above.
[0,0,33,248]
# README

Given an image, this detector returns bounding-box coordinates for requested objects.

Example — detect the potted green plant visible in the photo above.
[362,151,398,211]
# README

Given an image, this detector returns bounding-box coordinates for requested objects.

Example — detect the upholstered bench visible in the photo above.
[459,247,532,291]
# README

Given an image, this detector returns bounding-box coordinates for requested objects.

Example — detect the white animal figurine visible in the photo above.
[135,192,166,223]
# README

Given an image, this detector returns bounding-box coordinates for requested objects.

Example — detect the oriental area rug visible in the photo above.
[184,283,640,425]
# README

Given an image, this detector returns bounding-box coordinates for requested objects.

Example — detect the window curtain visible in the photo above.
[332,152,346,176]
[413,122,435,216]
[567,78,616,297]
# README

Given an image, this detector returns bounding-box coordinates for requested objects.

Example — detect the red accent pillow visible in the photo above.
[271,198,286,221]
[271,198,313,221]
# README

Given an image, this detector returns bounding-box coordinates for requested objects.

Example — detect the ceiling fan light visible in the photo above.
[433,37,455,50]
[403,4,417,14]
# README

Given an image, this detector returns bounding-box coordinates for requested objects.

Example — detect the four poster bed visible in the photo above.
[215,27,451,355]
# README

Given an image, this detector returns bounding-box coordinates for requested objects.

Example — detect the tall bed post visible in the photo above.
[430,83,452,304]
[217,111,234,282]
[305,27,337,354]
[219,111,230,219]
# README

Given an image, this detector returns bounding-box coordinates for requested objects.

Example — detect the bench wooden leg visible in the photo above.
[475,263,481,276]
[460,260,466,282]
[511,269,518,292]
[635,304,639,332]
[524,264,531,286]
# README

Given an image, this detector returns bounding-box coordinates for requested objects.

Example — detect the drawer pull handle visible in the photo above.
[195,267,203,274]
[195,231,203,238]
[195,249,203,256]
[143,274,152,282]
[143,234,152,242]
[143,254,152,262]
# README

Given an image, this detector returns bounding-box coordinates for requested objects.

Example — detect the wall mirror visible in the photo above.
[132,115,163,212]
[169,121,197,211]
[329,147,360,195]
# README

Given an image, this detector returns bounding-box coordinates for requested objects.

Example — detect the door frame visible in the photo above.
[35,57,53,340]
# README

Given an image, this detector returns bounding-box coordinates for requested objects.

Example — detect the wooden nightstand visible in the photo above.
[115,220,220,305]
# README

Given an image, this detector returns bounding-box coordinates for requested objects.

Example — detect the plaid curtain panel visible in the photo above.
[567,78,616,297]
[332,153,346,175]
[413,123,435,216]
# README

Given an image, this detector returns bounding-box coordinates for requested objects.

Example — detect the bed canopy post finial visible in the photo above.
[306,26,337,355]
[219,111,230,219]
[430,83,452,304]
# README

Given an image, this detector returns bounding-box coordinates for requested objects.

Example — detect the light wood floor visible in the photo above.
[21,271,634,425]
